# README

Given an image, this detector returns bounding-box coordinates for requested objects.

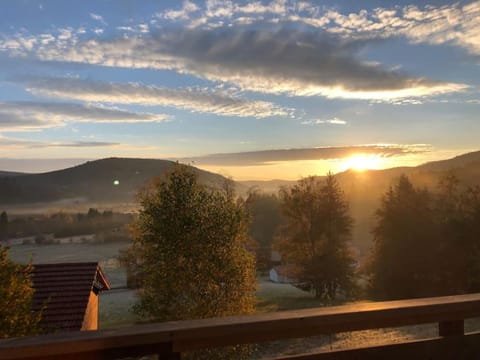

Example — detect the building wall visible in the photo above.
[81,291,98,330]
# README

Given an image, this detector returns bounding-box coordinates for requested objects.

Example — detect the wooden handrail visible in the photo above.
[1,293,480,359]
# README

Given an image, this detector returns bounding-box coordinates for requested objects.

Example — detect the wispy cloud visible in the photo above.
[0,135,119,149]
[90,13,107,25]
[179,144,432,166]
[301,117,347,125]
[0,101,169,131]
[14,76,291,119]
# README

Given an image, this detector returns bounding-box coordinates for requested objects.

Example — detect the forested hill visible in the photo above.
[0,158,230,205]
[0,171,25,177]
[239,150,480,254]
[333,150,480,253]
[239,150,480,194]
[1,151,479,208]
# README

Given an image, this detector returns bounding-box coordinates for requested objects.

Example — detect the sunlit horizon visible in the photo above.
[0,146,475,181]
[0,0,478,181]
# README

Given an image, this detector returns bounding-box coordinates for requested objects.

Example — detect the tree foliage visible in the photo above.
[277,174,356,301]
[122,164,256,322]
[368,174,480,300]
[0,211,7,240]
[0,246,42,338]
[246,191,282,270]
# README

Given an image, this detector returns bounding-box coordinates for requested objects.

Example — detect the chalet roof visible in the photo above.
[31,262,110,333]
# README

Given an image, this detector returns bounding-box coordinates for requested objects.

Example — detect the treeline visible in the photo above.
[247,173,480,302]
[368,174,480,300]
[0,208,134,242]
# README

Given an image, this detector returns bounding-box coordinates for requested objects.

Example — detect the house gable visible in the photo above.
[32,262,110,333]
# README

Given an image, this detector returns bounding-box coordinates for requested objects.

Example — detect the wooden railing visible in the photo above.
[2,293,480,359]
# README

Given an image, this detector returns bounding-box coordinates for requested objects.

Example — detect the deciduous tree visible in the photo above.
[278,174,356,301]
[0,246,42,338]
[246,191,282,270]
[122,165,256,321]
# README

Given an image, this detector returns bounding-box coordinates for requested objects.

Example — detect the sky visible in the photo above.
[0,0,479,180]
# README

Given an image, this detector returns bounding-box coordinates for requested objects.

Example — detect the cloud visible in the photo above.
[288,2,480,56]
[14,76,291,119]
[301,117,347,125]
[0,135,119,149]
[152,28,466,98]
[1,2,474,100]
[13,27,466,100]
[0,101,169,131]
[161,1,200,21]
[179,144,431,166]
[90,13,107,25]
[235,0,287,15]
[160,0,480,56]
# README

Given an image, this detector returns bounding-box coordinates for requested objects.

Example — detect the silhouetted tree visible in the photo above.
[435,174,480,294]
[367,175,438,300]
[278,174,356,301]
[0,211,7,240]
[246,191,282,270]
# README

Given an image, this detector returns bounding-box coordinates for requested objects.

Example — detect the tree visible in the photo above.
[122,164,256,322]
[0,246,42,338]
[0,211,7,240]
[435,175,480,294]
[367,175,439,300]
[278,174,356,301]
[246,191,282,270]
[368,174,480,300]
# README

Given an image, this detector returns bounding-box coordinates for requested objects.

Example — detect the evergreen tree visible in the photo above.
[278,174,356,301]
[368,175,440,300]
[436,175,480,294]
[0,246,42,338]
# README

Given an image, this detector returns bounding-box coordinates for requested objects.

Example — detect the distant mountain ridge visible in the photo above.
[1,152,479,253]
[0,158,230,205]
[0,151,479,208]
[238,150,480,254]
[239,150,480,192]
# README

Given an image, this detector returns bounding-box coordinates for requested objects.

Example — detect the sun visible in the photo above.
[341,154,384,172]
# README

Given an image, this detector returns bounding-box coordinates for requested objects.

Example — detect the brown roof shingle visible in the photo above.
[32,262,110,333]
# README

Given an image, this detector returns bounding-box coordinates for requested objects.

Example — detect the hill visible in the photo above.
[0,158,230,205]
[334,151,480,254]
[240,151,480,254]
[1,151,479,253]
[0,170,25,177]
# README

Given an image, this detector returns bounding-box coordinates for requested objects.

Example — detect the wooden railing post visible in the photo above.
[438,320,464,336]
[157,342,181,360]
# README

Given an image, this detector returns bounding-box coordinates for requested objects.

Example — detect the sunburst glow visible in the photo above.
[341,154,385,171]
